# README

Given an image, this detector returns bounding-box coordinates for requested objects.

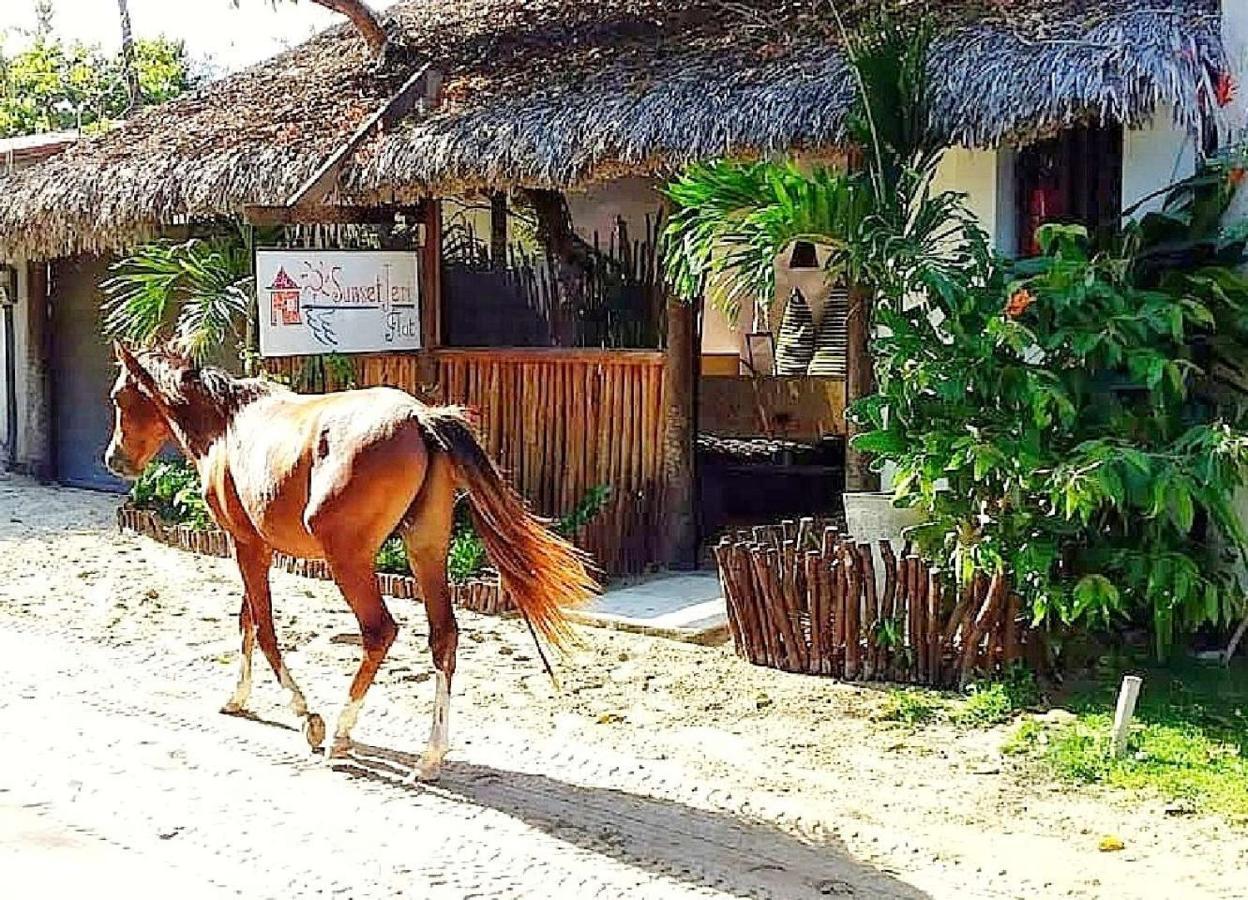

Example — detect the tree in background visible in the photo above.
[115,0,141,117]
[0,1,199,137]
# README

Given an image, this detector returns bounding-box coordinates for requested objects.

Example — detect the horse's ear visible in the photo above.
[114,341,159,395]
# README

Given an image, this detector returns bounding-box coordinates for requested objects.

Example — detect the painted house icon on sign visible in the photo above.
[267,267,302,326]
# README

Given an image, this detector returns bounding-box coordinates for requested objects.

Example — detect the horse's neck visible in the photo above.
[163,392,231,463]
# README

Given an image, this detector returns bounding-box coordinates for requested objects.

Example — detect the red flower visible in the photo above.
[1215,70,1237,108]
[1005,289,1035,319]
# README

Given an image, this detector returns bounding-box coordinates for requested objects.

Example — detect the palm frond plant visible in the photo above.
[101,233,253,362]
[662,8,966,490]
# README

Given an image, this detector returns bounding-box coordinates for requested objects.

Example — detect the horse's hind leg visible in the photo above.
[402,452,458,782]
[235,541,325,749]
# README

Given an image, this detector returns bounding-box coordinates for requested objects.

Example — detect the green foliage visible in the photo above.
[951,665,1041,727]
[374,535,409,575]
[101,235,253,362]
[130,458,212,529]
[1005,658,1248,821]
[447,530,487,583]
[663,161,868,322]
[854,152,1248,657]
[373,484,611,583]
[874,687,945,726]
[556,484,611,537]
[0,16,198,137]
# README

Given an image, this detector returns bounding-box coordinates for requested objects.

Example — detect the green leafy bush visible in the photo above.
[131,459,213,529]
[854,152,1248,657]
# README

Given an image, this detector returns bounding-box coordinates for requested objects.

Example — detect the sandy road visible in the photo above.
[2,477,1246,899]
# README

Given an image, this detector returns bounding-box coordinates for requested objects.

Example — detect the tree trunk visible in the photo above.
[844,282,879,493]
[310,0,388,60]
[661,294,699,569]
[116,0,142,117]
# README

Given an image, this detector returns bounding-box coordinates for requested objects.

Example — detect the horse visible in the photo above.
[104,342,596,780]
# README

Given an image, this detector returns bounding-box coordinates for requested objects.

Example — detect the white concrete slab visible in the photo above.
[571,573,729,645]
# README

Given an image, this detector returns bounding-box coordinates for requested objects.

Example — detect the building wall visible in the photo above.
[930,147,1007,250]
[1122,109,1197,217]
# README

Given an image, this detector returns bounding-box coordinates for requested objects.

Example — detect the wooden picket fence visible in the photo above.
[263,348,665,575]
[712,519,1033,687]
[117,506,514,616]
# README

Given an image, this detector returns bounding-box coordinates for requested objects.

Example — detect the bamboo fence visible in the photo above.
[264,348,666,575]
[713,518,1032,687]
[117,506,513,615]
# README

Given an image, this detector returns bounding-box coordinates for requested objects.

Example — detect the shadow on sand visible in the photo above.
[331,740,930,899]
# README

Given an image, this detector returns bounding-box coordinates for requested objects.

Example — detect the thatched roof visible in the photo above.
[0,0,1224,259]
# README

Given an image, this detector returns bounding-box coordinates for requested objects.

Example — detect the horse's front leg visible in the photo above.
[234,540,326,750]
[220,595,256,714]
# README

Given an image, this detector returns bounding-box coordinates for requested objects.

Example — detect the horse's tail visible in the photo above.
[416,407,598,650]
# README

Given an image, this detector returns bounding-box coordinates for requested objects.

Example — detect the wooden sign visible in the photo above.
[256,249,421,357]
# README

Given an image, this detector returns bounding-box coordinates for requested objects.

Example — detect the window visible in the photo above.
[1015,124,1123,256]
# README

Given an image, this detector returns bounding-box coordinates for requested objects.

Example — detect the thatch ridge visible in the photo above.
[0,0,1224,259]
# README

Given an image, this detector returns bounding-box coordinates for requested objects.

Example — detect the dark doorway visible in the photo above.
[50,255,127,491]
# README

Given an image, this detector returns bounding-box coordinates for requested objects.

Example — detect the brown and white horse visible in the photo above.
[105,343,595,780]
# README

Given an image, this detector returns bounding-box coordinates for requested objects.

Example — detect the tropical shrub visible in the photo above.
[130,458,213,529]
[854,153,1248,657]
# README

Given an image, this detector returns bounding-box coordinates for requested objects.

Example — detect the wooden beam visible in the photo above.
[285,63,437,209]
[241,204,423,226]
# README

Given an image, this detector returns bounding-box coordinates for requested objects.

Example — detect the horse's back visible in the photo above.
[217,386,432,557]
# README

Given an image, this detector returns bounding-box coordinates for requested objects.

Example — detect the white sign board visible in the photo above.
[256,249,421,357]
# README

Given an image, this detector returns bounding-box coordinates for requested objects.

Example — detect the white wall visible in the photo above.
[0,259,30,468]
[1122,110,1197,218]
[930,148,1006,250]
[1224,1,1248,147]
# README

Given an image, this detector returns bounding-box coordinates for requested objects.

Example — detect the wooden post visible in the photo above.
[24,261,53,482]
[661,293,698,569]
[490,192,508,268]
[844,282,879,493]
[1110,675,1143,758]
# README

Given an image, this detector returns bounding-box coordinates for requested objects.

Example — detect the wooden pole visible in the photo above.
[661,293,699,569]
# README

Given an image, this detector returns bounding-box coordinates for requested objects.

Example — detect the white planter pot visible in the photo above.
[842,491,926,548]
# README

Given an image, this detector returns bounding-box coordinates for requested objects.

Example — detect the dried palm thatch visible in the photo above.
[0,0,1224,260]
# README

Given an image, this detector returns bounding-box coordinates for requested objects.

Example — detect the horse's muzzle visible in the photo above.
[104,445,139,480]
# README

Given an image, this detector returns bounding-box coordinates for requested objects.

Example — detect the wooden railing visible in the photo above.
[265,348,666,575]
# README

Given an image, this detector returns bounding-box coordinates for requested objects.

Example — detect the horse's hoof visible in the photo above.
[303,713,327,750]
[409,752,446,783]
[220,702,245,716]
[410,762,441,783]
[328,735,353,760]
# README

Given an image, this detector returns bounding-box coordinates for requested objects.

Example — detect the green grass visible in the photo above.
[1005,656,1248,822]
[874,665,1040,728]
[951,664,1042,727]
[873,687,947,726]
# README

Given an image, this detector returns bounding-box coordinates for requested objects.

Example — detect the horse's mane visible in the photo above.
[137,348,286,418]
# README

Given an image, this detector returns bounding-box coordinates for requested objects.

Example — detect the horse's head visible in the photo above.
[105,342,178,479]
